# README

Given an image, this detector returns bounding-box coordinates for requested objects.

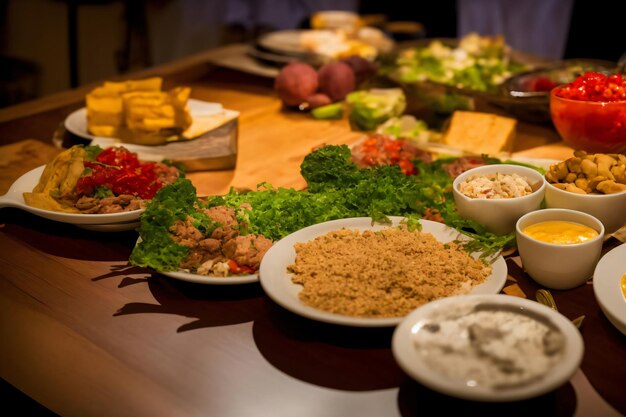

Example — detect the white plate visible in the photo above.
[392,293,584,402]
[160,270,258,285]
[0,165,144,225]
[593,243,626,335]
[259,217,508,327]
[257,30,322,58]
[65,99,226,141]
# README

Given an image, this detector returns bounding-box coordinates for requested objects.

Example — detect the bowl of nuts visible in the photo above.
[544,151,626,235]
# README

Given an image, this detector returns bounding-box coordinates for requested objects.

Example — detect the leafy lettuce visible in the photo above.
[129,178,197,271]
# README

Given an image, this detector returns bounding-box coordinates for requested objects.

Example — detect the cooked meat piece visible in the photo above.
[170,217,204,247]
[203,206,237,227]
[97,195,144,213]
[126,199,144,211]
[422,208,445,223]
[194,206,241,242]
[198,238,221,255]
[75,194,145,214]
[154,163,180,185]
[442,156,487,178]
[211,225,239,243]
[75,197,101,213]
[222,234,273,268]
[179,251,205,270]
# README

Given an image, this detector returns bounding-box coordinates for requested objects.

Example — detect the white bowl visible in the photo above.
[544,182,626,235]
[593,243,626,335]
[392,294,584,402]
[516,209,605,289]
[452,164,546,235]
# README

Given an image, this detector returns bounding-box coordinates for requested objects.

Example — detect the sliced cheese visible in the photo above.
[443,111,517,156]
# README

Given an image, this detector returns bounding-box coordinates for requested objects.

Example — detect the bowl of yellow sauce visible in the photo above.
[516,209,604,289]
[522,221,599,245]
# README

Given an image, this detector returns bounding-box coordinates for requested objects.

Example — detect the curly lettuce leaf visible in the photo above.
[129,178,198,271]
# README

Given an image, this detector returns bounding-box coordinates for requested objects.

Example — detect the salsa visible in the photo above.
[350,134,433,176]
[76,147,163,199]
[555,72,626,102]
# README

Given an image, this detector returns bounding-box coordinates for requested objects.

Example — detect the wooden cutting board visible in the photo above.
[0,140,61,194]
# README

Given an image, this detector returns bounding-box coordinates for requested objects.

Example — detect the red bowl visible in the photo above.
[550,88,626,153]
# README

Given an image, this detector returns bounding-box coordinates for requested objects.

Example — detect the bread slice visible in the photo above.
[443,111,517,156]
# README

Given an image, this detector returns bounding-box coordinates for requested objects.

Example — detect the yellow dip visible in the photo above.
[522,221,598,245]
[621,274,626,301]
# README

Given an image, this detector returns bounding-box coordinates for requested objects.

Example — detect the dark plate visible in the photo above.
[496,58,617,123]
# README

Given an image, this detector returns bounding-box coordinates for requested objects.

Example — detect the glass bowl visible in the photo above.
[550,89,626,153]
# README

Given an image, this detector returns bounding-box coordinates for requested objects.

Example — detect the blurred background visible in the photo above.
[0,0,623,108]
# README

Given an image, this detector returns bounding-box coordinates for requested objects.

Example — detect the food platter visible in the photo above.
[0,165,144,228]
[392,294,584,401]
[256,30,324,61]
[259,216,508,327]
[65,99,228,141]
[593,243,626,335]
[160,270,258,285]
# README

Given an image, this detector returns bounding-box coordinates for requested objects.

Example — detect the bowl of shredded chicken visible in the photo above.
[452,164,546,235]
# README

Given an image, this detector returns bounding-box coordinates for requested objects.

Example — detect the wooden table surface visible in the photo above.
[0,44,624,417]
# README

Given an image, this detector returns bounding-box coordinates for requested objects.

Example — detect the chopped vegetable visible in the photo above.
[311,102,344,119]
[346,88,406,131]
[382,33,528,93]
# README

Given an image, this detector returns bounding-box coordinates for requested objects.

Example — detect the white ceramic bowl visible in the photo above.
[544,182,626,235]
[392,294,584,402]
[452,164,546,235]
[516,209,605,289]
[593,243,626,335]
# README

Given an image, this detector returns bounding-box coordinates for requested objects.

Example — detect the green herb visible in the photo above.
[93,186,114,199]
[84,145,103,161]
[129,178,197,271]
[202,145,420,241]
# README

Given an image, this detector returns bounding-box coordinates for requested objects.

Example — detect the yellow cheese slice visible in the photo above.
[443,111,517,156]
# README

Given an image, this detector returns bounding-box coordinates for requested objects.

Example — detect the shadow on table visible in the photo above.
[112,274,266,332]
[0,208,137,262]
[252,297,402,391]
[397,378,576,417]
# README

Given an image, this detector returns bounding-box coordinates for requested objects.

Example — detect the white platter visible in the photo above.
[0,165,144,226]
[65,99,225,141]
[392,293,584,401]
[256,29,322,59]
[258,216,508,327]
[593,243,626,335]
[160,269,258,285]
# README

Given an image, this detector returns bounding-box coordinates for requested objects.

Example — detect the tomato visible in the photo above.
[555,72,626,102]
[350,134,432,176]
[227,259,256,275]
[75,147,164,199]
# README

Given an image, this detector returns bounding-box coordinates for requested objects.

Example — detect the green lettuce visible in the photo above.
[129,178,198,271]
[346,88,406,131]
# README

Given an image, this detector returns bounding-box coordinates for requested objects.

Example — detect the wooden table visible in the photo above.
[0,44,624,417]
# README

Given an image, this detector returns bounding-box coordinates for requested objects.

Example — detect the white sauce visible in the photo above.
[412,303,565,389]
[459,172,533,199]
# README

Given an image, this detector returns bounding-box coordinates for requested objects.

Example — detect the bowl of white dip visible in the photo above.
[392,293,583,402]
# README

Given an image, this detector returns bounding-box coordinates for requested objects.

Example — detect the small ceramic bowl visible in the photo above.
[516,208,605,289]
[544,182,626,235]
[392,293,584,402]
[452,164,546,235]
